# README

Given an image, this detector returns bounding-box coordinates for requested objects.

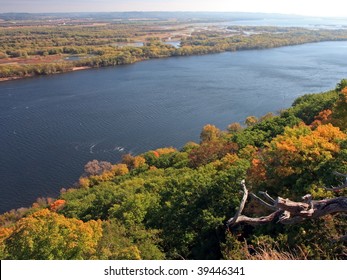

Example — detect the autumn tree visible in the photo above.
[245,116,258,127]
[122,154,147,169]
[84,160,112,176]
[227,122,242,133]
[189,140,238,168]
[248,123,346,196]
[200,124,221,142]
[2,209,102,259]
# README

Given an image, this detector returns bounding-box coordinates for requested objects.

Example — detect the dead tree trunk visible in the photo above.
[227,174,347,241]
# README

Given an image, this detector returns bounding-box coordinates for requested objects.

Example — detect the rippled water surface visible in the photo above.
[1,41,347,213]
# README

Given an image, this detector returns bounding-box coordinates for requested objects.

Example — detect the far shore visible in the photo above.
[0,66,92,83]
[72,66,91,71]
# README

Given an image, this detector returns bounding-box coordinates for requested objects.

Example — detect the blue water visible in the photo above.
[1,41,347,213]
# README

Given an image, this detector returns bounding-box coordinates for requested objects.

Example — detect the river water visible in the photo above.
[1,41,347,213]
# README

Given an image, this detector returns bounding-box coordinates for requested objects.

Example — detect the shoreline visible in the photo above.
[0,76,31,82]
[0,66,92,83]
[0,38,347,83]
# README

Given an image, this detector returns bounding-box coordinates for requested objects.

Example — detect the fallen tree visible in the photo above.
[227,173,347,242]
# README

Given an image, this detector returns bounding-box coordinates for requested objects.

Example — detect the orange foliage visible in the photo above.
[260,123,346,178]
[122,154,146,169]
[50,199,66,212]
[310,109,332,128]
[248,158,267,184]
[152,151,160,158]
[189,140,238,167]
[0,227,14,242]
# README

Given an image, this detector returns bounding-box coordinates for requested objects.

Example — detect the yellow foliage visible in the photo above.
[213,153,240,169]
[78,177,90,188]
[238,145,258,160]
[154,147,177,155]
[220,153,239,168]
[133,156,146,168]
[1,209,103,259]
[0,227,14,242]
[245,116,258,127]
[200,124,221,142]
[112,164,129,176]
[265,123,346,177]
[117,246,142,260]
[122,154,147,169]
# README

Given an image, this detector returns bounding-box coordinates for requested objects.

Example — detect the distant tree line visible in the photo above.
[2,24,347,80]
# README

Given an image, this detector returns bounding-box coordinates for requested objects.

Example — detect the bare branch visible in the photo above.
[250,193,277,210]
[226,180,248,226]
[226,175,347,243]
[323,185,347,192]
[235,210,283,226]
[275,197,310,214]
[259,191,276,204]
[332,171,347,179]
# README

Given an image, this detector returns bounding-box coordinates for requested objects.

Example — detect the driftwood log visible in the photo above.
[227,174,347,242]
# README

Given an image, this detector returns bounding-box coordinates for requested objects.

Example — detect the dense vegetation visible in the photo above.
[0,80,346,260]
[2,21,347,80]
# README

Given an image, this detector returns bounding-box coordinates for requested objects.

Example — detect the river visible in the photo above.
[1,41,347,213]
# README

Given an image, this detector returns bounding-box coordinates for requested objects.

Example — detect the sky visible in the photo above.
[1,0,347,17]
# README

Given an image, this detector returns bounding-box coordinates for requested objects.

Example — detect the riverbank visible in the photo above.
[0,76,28,82]
[0,66,92,83]
[2,26,347,83]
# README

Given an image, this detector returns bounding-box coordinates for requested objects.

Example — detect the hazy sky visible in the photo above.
[1,0,347,17]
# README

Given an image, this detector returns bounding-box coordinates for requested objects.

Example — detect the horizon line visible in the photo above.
[1,11,344,19]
